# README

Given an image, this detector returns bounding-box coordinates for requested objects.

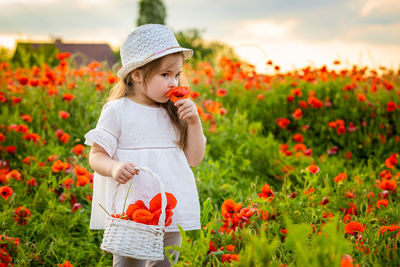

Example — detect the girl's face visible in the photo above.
[132,53,183,106]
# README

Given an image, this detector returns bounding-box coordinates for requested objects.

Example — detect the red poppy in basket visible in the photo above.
[166,87,191,103]
[123,193,177,226]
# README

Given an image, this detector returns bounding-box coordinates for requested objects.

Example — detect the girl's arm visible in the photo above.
[184,118,207,166]
[89,143,119,177]
[175,99,207,167]
[89,143,138,183]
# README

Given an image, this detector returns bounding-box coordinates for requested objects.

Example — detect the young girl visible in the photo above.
[84,24,206,267]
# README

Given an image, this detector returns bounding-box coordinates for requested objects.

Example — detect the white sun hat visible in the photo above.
[117,24,193,79]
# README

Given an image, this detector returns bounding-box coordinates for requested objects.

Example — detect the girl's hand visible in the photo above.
[175,99,200,125]
[110,161,139,184]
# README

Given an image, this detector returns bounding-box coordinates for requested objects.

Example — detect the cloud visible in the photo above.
[0,0,399,71]
[0,0,137,37]
[359,0,400,17]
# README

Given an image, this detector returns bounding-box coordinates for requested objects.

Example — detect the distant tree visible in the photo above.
[174,28,242,66]
[0,46,12,62]
[175,29,213,62]
[137,0,166,26]
[12,43,59,68]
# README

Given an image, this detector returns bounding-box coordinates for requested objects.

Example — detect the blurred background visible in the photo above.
[0,0,399,73]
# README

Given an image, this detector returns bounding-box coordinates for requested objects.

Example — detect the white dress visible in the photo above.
[84,97,201,232]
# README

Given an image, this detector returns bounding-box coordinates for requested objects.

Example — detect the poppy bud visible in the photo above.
[72,203,82,212]
[378,190,389,199]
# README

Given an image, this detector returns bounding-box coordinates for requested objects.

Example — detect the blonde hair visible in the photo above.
[106,52,188,149]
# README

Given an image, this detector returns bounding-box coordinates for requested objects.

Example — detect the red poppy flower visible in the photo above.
[56,52,71,61]
[76,175,90,187]
[72,203,82,212]
[276,117,290,129]
[150,208,173,226]
[294,143,306,152]
[192,77,199,85]
[299,100,308,109]
[219,108,227,115]
[291,87,302,97]
[378,224,400,237]
[60,133,70,144]
[256,94,265,100]
[14,206,32,225]
[73,166,89,176]
[72,144,86,155]
[166,87,191,103]
[293,133,304,143]
[18,76,29,86]
[346,203,358,215]
[258,184,274,200]
[217,88,227,97]
[292,108,303,119]
[55,129,64,139]
[239,207,255,219]
[304,188,315,195]
[385,153,398,169]
[334,172,347,183]
[376,199,388,209]
[5,146,17,154]
[26,177,37,187]
[0,186,13,200]
[6,169,22,180]
[51,160,70,173]
[29,79,39,87]
[343,214,352,223]
[190,91,200,99]
[344,221,365,235]
[149,192,177,212]
[21,114,32,123]
[386,101,396,112]
[56,260,74,267]
[308,96,322,108]
[0,248,11,266]
[221,199,242,218]
[132,209,154,224]
[22,156,35,165]
[221,254,239,263]
[62,94,75,101]
[322,212,333,219]
[208,241,218,252]
[379,180,396,191]
[320,197,329,205]
[337,125,346,135]
[306,165,320,174]
[357,93,366,102]
[126,200,148,220]
[59,111,70,119]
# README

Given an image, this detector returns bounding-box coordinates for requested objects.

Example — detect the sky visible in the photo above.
[0,0,399,73]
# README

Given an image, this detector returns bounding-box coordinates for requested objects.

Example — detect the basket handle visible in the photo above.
[111,166,167,228]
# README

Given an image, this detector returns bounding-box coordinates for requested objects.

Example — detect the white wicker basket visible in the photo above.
[100,166,167,261]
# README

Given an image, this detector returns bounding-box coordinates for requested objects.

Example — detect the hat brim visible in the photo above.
[117,47,193,79]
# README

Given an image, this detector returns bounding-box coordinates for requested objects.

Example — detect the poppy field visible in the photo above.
[0,54,399,266]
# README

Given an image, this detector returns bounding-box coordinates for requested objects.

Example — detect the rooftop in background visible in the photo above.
[13,38,118,67]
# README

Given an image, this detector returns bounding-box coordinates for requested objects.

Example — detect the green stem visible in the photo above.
[98,203,111,217]
[123,177,134,214]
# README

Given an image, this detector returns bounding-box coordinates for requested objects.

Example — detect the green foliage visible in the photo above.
[11,43,59,68]
[175,28,241,67]
[284,216,352,266]
[0,46,12,62]
[0,55,399,266]
[137,0,166,26]
[237,229,281,266]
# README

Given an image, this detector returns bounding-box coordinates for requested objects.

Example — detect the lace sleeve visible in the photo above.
[84,102,120,158]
